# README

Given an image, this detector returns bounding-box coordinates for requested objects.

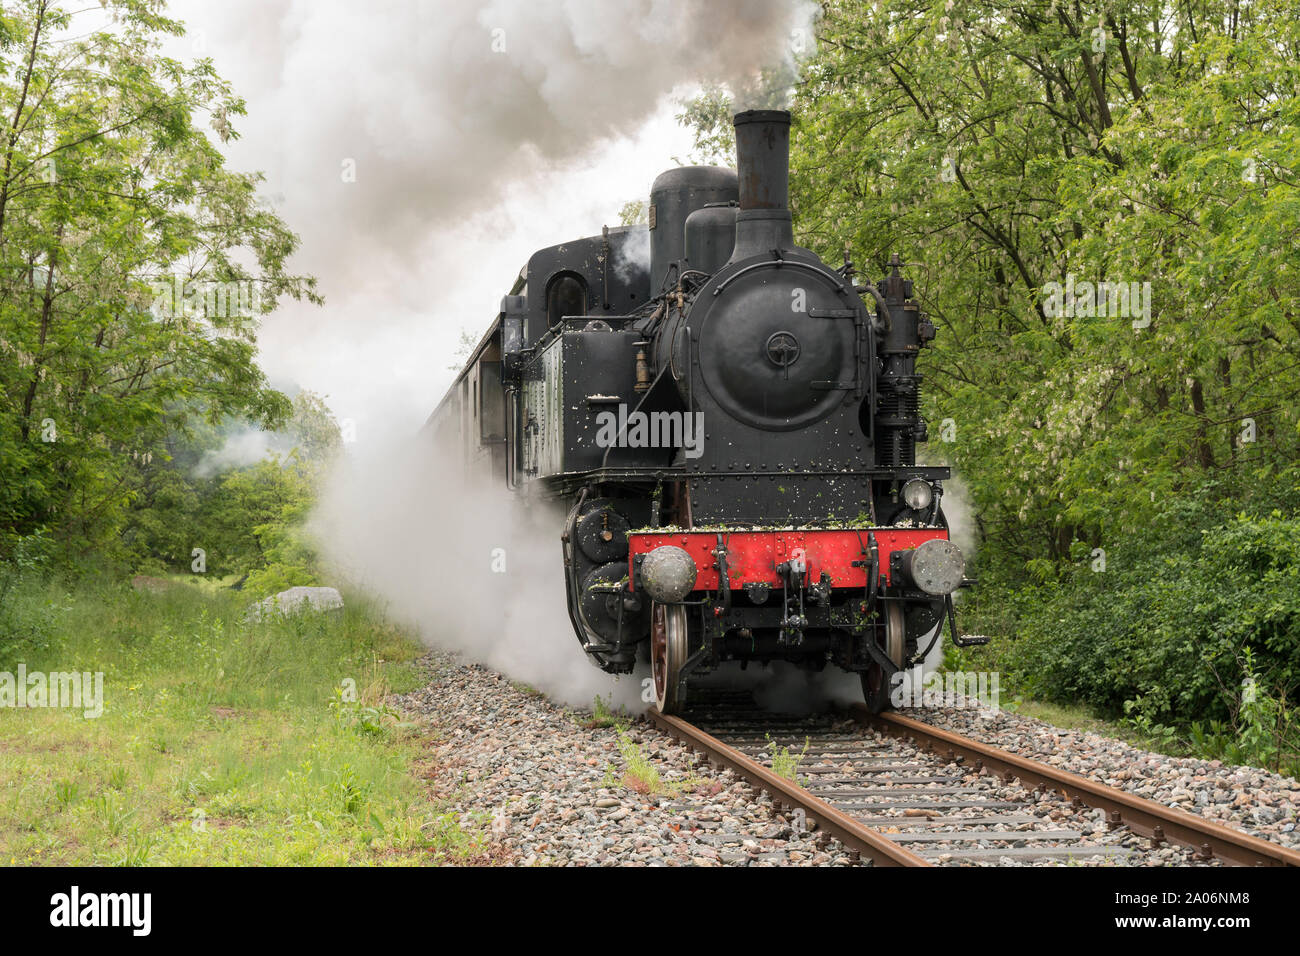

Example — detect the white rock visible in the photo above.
[247,586,344,621]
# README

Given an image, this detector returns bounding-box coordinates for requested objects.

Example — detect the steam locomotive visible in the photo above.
[427,110,979,712]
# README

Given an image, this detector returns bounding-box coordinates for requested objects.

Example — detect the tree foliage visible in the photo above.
[0,0,319,562]
[123,390,340,591]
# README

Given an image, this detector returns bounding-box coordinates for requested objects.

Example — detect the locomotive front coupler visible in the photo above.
[850,531,881,633]
[712,533,731,612]
[775,557,809,645]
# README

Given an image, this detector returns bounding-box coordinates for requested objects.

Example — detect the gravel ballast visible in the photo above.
[391,651,1298,865]
[906,704,1300,851]
[392,653,854,867]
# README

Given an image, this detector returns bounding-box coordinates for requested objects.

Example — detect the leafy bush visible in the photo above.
[958,493,1300,774]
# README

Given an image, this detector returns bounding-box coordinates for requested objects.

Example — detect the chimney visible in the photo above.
[730,109,793,260]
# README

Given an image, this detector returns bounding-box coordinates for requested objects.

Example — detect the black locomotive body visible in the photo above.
[427,110,976,712]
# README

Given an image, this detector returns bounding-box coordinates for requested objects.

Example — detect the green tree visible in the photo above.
[123,389,341,583]
[617,199,647,226]
[674,84,736,165]
[0,0,319,562]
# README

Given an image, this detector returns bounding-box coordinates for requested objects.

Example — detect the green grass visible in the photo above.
[601,729,712,797]
[579,694,627,730]
[0,576,492,866]
[1007,698,1136,737]
[765,734,809,785]
[996,697,1295,773]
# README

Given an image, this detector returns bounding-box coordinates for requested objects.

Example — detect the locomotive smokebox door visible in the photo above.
[691,266,859,432]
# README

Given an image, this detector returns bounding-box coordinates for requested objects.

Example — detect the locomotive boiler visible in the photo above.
[426,109,981,712]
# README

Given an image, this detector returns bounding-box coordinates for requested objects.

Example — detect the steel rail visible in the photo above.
[647,710,930,867]
[855,707,1300,868]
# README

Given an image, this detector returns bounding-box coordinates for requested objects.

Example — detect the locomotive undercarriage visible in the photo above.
[646,592,949,714]
[558,477,958,713]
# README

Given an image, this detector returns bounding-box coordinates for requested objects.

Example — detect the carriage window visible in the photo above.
[479,361,505,441]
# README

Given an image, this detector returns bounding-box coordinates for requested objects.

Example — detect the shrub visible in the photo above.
[955,492,1300,775]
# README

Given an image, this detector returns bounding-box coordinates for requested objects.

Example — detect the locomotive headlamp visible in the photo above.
[901,478,934,511]
[899,539,966,596]
[640,546,698,604]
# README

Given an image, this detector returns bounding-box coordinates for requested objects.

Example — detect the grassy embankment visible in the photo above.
[0,577,492,865]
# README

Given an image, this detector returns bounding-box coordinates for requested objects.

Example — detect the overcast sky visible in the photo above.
[158,0,815,445]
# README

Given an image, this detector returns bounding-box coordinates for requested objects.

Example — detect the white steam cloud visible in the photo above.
[612,224,651,283]
[183,0,820,290]
[313,436,649,710]
[193,427,299,478]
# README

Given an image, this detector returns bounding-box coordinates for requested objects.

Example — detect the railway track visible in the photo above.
[647,694,1300,868]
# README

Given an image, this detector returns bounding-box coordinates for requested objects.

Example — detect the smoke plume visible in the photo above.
[193,427,298,478]
[612,224,650,284]
[181,0,820,289]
